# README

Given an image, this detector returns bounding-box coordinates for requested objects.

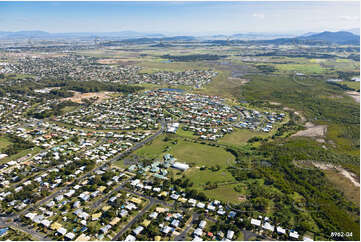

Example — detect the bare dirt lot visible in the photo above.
[61,91,113,103]
[292,122,327,138]
[97,58,137,65]
[269,101,281,106]
[227,77,249,85]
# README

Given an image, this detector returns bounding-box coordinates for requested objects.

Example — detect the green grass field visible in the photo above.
[0,136,12,150]
[274,63,326,74]
[139,61,209,73]
[218,128,268,146]
[0,147,42,164]
[170,141,235,168]
[134,134,236,168]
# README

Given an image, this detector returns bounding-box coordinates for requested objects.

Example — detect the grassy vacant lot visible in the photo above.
[171,142,235,168]
[183,164,239,203]
[0,146,42,164]
[133,134,171,160]
[0,136,12,150]
[139,60,209,73]
[219,128,268,146]
[274,63,326,74]
[203,184,240,204]
[129,133,241,202]
[199,70,248,99]
[134,134,236,167]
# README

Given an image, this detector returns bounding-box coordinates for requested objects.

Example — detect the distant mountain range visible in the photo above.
[346,28,360,35]
[296,31,360,45]
[207,31,360,45]
[0,30,359,45]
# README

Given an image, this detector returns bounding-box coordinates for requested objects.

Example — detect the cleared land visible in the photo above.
[61,91,113,103]
[292,122,327,138]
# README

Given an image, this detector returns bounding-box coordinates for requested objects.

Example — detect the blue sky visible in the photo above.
[0,1,359,34]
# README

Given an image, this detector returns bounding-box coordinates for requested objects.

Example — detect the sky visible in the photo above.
[0,1,359,35]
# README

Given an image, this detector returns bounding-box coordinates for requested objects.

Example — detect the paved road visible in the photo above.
[243,230,260,241]
[90,178,131,209]
[174,213,199,241]
[0,120,167,240]
[0,218,50,241]
[112,199,155,241]
[109,119,166,165]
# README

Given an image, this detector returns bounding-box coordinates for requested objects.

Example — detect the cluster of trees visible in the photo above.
[326,81,355,91]
[2,134,34,156]
[223,132,359,239]
[256,65,277,73]
[160,54,226,62]
[174,177,193,188]
[253,51,337,59]
[204,181,218,190]
[252,140,360,239]
[243,75,360,125]
[273,118,303,138]
[28,100,79,119]
[336,71,360,82]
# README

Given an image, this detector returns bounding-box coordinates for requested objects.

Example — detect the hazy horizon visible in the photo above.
[0,1,359,35]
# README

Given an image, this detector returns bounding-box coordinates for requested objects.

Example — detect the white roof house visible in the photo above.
[207,204,216,211]
[303,237,313,241]
[199,220,207,229]
[133,226,144,235]
[172,162,189,171]
[65,232,76,240]
[276,226,286,234]
[262,222,274,232]
[162,226,172,234]
[41,219,52,228]
[289,231,299,239]
[125,235,136,241]
[194,228,203,237]
[57,227,67,236]
[226,230,234,240]
[250,218,261,227]
[197,202,205,209]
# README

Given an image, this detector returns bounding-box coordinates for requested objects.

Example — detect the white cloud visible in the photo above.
[339,16,359,21]
[252,13,265,19]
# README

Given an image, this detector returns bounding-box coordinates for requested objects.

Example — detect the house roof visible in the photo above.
[50,222,62,230]
[92,212,102,220]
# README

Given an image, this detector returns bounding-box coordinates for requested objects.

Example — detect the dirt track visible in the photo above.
[292,122,327,138]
